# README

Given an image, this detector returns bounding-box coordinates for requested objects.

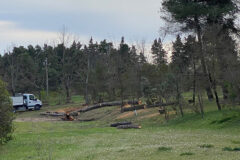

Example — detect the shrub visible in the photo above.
[0,79,14,144]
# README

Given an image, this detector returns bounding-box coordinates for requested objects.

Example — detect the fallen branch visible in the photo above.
[110,122,132,127]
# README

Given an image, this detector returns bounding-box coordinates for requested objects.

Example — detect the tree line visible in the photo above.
[0,0,239,116]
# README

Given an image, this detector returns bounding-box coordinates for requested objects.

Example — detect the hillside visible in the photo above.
[1,98,240,160]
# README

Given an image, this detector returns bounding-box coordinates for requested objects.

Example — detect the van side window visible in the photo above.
[29,95,35,100]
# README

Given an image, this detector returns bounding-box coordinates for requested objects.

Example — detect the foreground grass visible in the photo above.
[1,119,240,160]
[2,95,240,160]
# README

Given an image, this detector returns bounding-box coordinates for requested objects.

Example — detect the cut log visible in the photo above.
[110,122,132,127]
[122,105,145,112]
[78,118,96,122]
[117,124,141,129]
[61,114,74,121]
[72,100,139,113]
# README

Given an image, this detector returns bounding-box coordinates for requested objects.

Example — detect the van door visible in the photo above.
[28,94,36,108]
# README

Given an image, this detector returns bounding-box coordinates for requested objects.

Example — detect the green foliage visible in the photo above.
[151,38,167,66]
[0,79,14,144]
[162,0,238,24]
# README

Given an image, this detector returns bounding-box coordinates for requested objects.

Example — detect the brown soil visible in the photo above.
[139,113,160,119]
[14,117,60,122]
[56,107,82,114]
[116,109,147,120]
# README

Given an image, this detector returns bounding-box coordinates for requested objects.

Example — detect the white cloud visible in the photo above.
[0,20,91,53]
[0,20,56,52]
[6,0,161,15]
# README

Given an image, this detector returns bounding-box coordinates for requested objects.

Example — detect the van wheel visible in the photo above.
[34,105,41,110]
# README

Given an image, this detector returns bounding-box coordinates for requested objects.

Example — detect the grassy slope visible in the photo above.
[1,95,240,160]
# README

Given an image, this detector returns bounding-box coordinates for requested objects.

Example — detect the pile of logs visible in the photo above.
[110,122,141,129]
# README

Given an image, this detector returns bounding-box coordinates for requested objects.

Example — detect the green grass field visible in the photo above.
[1,95,240,160]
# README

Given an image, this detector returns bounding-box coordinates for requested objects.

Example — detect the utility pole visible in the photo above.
[45,57,49,98]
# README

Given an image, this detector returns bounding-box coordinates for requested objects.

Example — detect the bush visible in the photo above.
[0,79,14,144]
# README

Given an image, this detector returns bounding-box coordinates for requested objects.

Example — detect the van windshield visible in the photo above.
[29,95,35,100]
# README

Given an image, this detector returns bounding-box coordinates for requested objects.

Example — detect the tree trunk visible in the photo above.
[193,62,196,104]
[10,56,15,95]
[195,17,214,101]
[65,81,71,103]
[110,122,132,127]
[213,88,221,111]
[198,93,204,118]
[208,73,222,111]
[71,100,139,114]
[45,57,49,100]
[85,53,90,104]
[176,82,184,117]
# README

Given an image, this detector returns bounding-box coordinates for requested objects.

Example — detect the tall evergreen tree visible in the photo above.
[151,38,167,66]
[171,35,189,73]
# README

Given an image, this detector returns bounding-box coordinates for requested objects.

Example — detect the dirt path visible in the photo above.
[14,117,60,122]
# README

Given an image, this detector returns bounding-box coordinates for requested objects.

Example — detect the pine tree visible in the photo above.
[171,35,189,73]
[151,38,167,66]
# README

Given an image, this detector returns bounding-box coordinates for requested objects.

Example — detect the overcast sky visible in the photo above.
[0,0,172,54]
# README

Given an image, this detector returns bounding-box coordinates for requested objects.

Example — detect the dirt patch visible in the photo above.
[140,113,160,119]
[56,107,82,114]
[14,117,60,122]
[116,109,147,120]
